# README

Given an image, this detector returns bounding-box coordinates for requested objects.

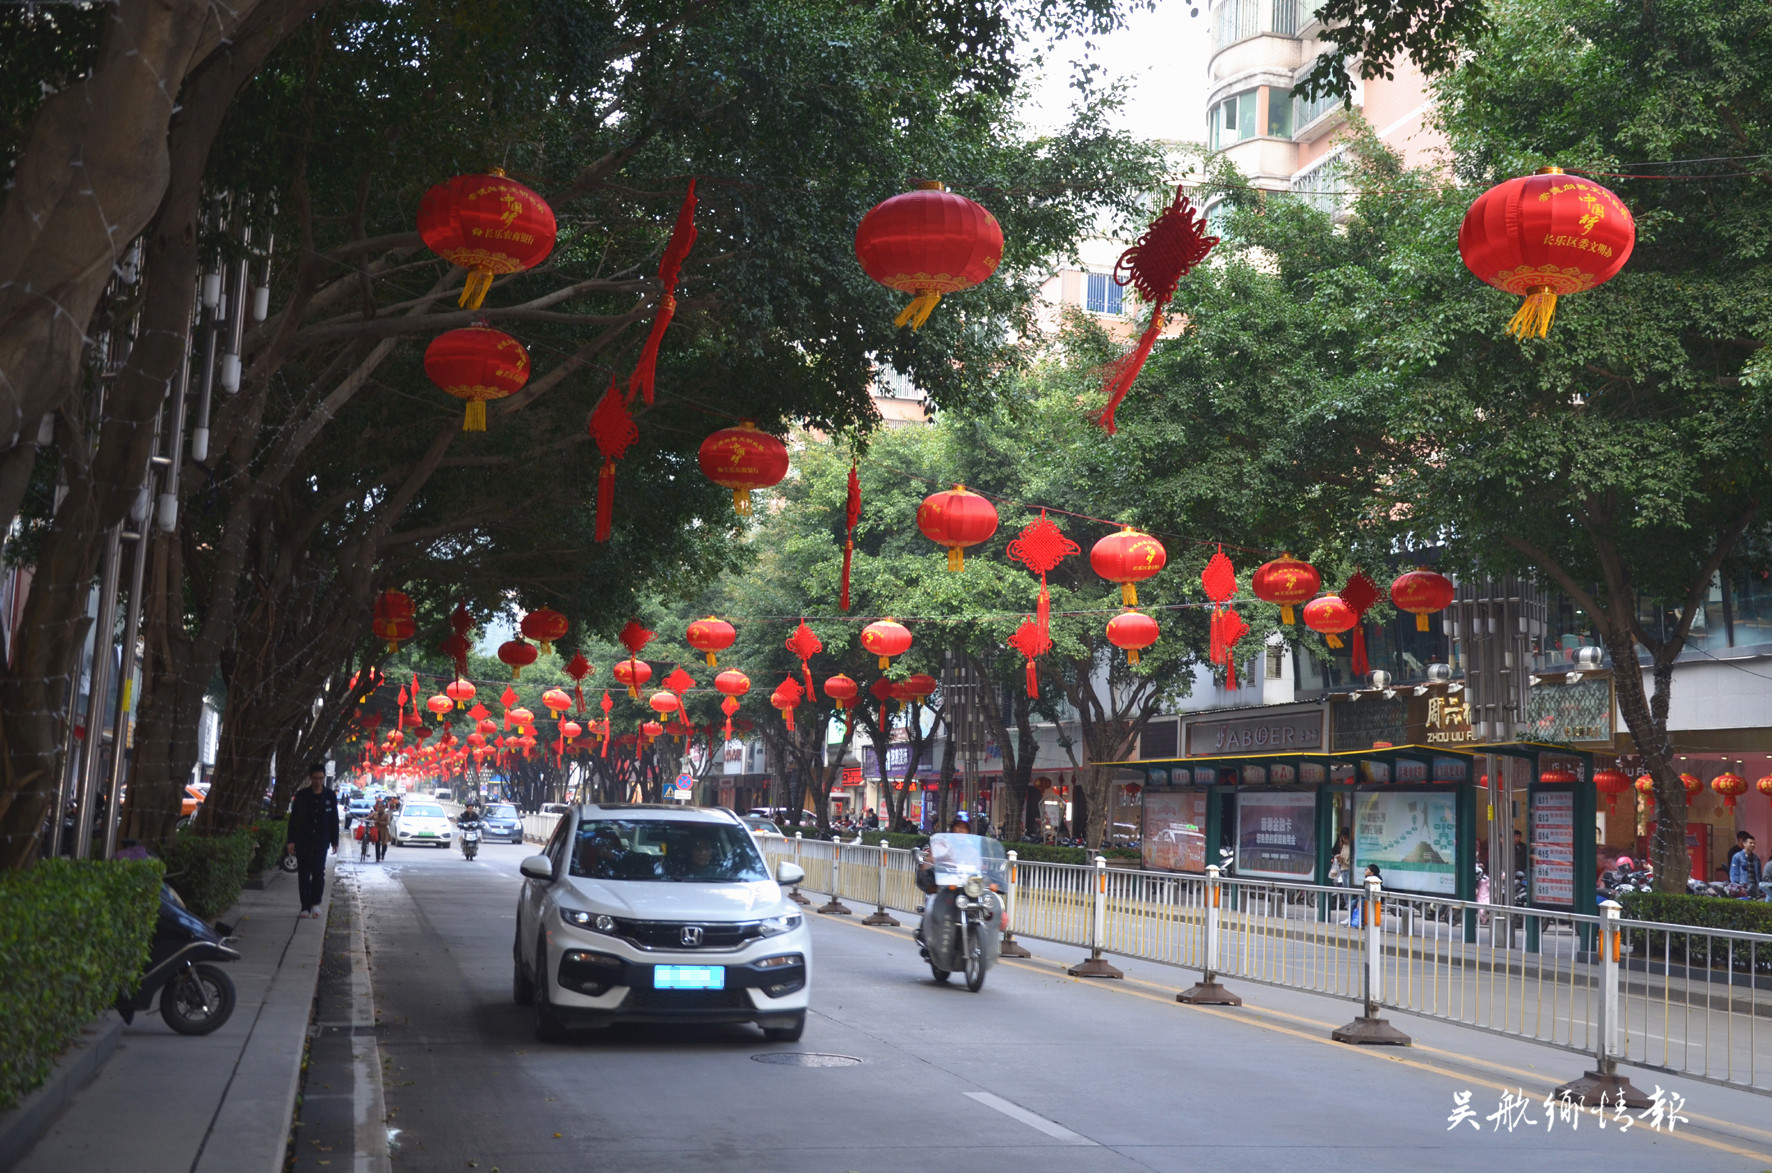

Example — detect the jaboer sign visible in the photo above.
[1187,710,1323,756]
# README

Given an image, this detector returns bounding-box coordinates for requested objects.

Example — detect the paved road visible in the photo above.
[329,839,1772,1173]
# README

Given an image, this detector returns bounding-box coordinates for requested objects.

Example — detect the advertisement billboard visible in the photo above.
[1235,791,1317,881]
[1354,790,1457,895]
[1143,789,1209,873]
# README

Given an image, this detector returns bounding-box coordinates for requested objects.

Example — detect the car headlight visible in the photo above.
[758,913,803,936]
[964,875,985,899]
[560,909,618,934]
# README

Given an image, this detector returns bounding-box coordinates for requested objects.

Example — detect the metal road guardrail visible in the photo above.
[755,833,1772,1098]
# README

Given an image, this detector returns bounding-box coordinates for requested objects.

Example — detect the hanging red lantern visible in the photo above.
[823,674,858,712]
[559,719,582,742]
[1756,774,1772,810]
[1635,773,1656,811]
[1592,768,1632,813]
[686,616,737,666]
[1303,595,1358,649]
[1711,771,1747,809]
[1680,772,1703,799]
[475,718,498,737]
[372,591,415,653]
[520,608,568,655]
[1090,528,1167,607]
[1458,167,1635,339]
[1106,609,1160,666]
[771,677,803,732]
[902,673,938,704]
[466,732,486,749]
[1252,555,1321,625]
[445,679,476,709]
[542,688,572,723]
[416,170,557,309]
[507,706,535,731]
[641,720,665,743]
[860,619,912,670]
[1390,569,1455,633]
[698,422,790,516]
[917,485,999,572]
[423,326,529,432]
[497,638,538,679]
[425,693,453,720]
[854,181,1003,329]
[648,691,682,719]
[613,658,651,699]
[1540,767,1579,785]
[714,669,751,699]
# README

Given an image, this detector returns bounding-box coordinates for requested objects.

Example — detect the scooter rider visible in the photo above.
[457,800,483,856]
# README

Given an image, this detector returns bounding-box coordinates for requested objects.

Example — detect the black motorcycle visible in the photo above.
[913,833,1006,992]
[116,884,242,1035]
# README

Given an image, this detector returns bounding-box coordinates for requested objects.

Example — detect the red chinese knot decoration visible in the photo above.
[1007,617,1052,699]
[1339,572,1381,676]
[771,678,803,732]
[627,180,697,406]
[588,380,639,542]
[1200,547,1245,686]
[784,621,822,698]
[416,170,557,310]
[423,326,529,431]
[1006,511,1080,639]
[854,181,1003,330]
[840,463,861,611]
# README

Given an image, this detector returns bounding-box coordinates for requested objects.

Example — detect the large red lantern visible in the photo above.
[917,485,998,571]
[1757,774,1772,810]
[497,638,538,680]
[416,170,557,309]
[542,688,572,722]
[686,616,737,666]
[1390,569,1455,632]
[902,673,938,704]
[714,669,751,699]
[425,693,453,720]
[823,674,858,712]
[1592,768,1631,814]
[1635,774,1655,811]
[613,657,652,699]
[423,327,529,432]
[698,422,789,516]
[1302,595,1358,649]
[372,590,415,653]
[854,181,1004,329]
[1458,167,1635,338]
[648,691,682,719]
[1251,555,1321,625]
[1106,609,1160,666]
[1090,528,1167,607]
[519,608,568,655]
[1680,772,1703,799]
[860,619,912,670]
[1711,771,1747,809]
[770,678,803,732]
[444,679,476,709]
[1539,767,1578,785]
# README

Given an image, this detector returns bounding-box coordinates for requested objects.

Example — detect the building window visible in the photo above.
[1213,0,1259,48]
[1292,85,1343,133]
[1266,88,1293,137]
[1270,0,1300,35]
[1085,272,1124,315]
[1209,88,1260,150]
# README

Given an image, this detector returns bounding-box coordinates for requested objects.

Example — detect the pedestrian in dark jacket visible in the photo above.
[284,762,339,919]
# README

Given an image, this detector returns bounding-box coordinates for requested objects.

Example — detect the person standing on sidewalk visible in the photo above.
[373,799,393,862]
[285,762,339,919]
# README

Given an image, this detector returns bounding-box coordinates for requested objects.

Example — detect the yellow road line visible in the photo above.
[825,915,1772,1165]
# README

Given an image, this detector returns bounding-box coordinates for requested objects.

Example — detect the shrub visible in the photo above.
[0,858,163,1109]
[246,820,288,874]
[156,830,254,921]
[1617,891,1772,976]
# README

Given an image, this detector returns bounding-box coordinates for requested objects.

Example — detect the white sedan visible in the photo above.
[394,801,454,848]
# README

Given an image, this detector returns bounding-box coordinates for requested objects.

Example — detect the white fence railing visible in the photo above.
[755,833,1772,1098]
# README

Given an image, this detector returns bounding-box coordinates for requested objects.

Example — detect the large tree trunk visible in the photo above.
[1604,626,1690,890]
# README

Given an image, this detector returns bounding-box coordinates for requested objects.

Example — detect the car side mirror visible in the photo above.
[520,855,554,881]
[775,861,804,886]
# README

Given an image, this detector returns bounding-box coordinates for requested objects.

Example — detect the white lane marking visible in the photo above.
[963,1091,1098,1146]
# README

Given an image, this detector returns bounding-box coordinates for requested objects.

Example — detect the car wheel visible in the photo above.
[512,951,534,1006]
[761,1011,806,1043]
[533,938,566,1043]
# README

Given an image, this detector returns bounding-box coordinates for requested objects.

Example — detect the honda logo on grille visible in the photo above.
[680,926,703,946]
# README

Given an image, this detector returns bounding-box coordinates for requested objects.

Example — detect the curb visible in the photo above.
[0,1012,124,1173]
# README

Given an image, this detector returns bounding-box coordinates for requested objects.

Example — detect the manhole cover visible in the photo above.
[751,1052,863,1067]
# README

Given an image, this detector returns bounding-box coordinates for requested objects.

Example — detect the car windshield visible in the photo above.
[403,804,444,818]
[489,804,517,819]
[570,819,769,883]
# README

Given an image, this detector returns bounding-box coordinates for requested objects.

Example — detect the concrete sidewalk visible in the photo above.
[15,858,336,1173]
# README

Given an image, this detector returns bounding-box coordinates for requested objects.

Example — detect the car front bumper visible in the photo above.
[544,927,810,1027]
[398,829,452,845]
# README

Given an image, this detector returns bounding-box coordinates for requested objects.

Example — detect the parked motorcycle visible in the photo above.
[116,884,241,1035]
[913,833,1006,992]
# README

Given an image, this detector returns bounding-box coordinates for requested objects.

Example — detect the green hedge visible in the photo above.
[246,820,288,874]
[156,830,255,922]
[1618,892,1772,975]
[0,858,163,1109]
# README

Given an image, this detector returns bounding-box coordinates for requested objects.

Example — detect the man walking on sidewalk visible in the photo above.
[285,762,340,919]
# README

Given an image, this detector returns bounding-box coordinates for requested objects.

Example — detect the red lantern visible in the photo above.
[520,608,568,655]
[1711,771,1747,809]
[1090,528,1167,607]
[1540,767,1578,785]
[823,674,858,712]
[542,688,572,722]
[697,422,790,516]
[416,170,557,309]
[1592,768,1631,814]
[494,642,535,685]
[426,694,453,719]
[423,326,529,432]
[714,670,751,699]
[613,657,652,699]
[1390,569,1455,633]
[445,679,476,709]
[860,619,912,670]
[475,719,498,737]
[1106,609,1160,666]
[1635,774,1655,811]
[1251,555,1321,625]
[917,485,998,572]
[648,691,681,719]
[467,732,486,749]
[641,720,665,743]
[1756,774,1772,810]
[559,719,582,742]
[372,591,415,653]
[1680,772,1703,799]
[1302,595,1358,649]
[686,616,737,666]
[903,673,938,703]
[1458,167,1635,339]
[507,707,535,730]
[854,182,1004,329]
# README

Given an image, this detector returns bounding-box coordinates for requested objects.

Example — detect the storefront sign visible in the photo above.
[1188,710,1323,756]
[1530,789,1576,907]
[1524,677,1614,744]
[1143,789,1209,873]
[1355,791,1456,895]
[1422,695,1477,744]
[1331,698,1407,752]
[1235,791,1317,881]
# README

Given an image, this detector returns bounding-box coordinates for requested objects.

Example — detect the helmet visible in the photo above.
[1615,856,1634,869]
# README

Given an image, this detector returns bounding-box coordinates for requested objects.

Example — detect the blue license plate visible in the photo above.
[654,965,725,990]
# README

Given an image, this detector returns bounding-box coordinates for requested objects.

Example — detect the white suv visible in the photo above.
[513,804,810,1043]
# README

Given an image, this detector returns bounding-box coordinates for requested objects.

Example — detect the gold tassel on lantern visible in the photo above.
[459,268,495,310]
[1128,648,1141,666]
[893,291,942,331]
[462,400,487,431]
[948,546,965,572]
[1507,286,1558,339]
[1280,605,1295,625]
[1122,583,1138,607]
[732,488,752,516]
